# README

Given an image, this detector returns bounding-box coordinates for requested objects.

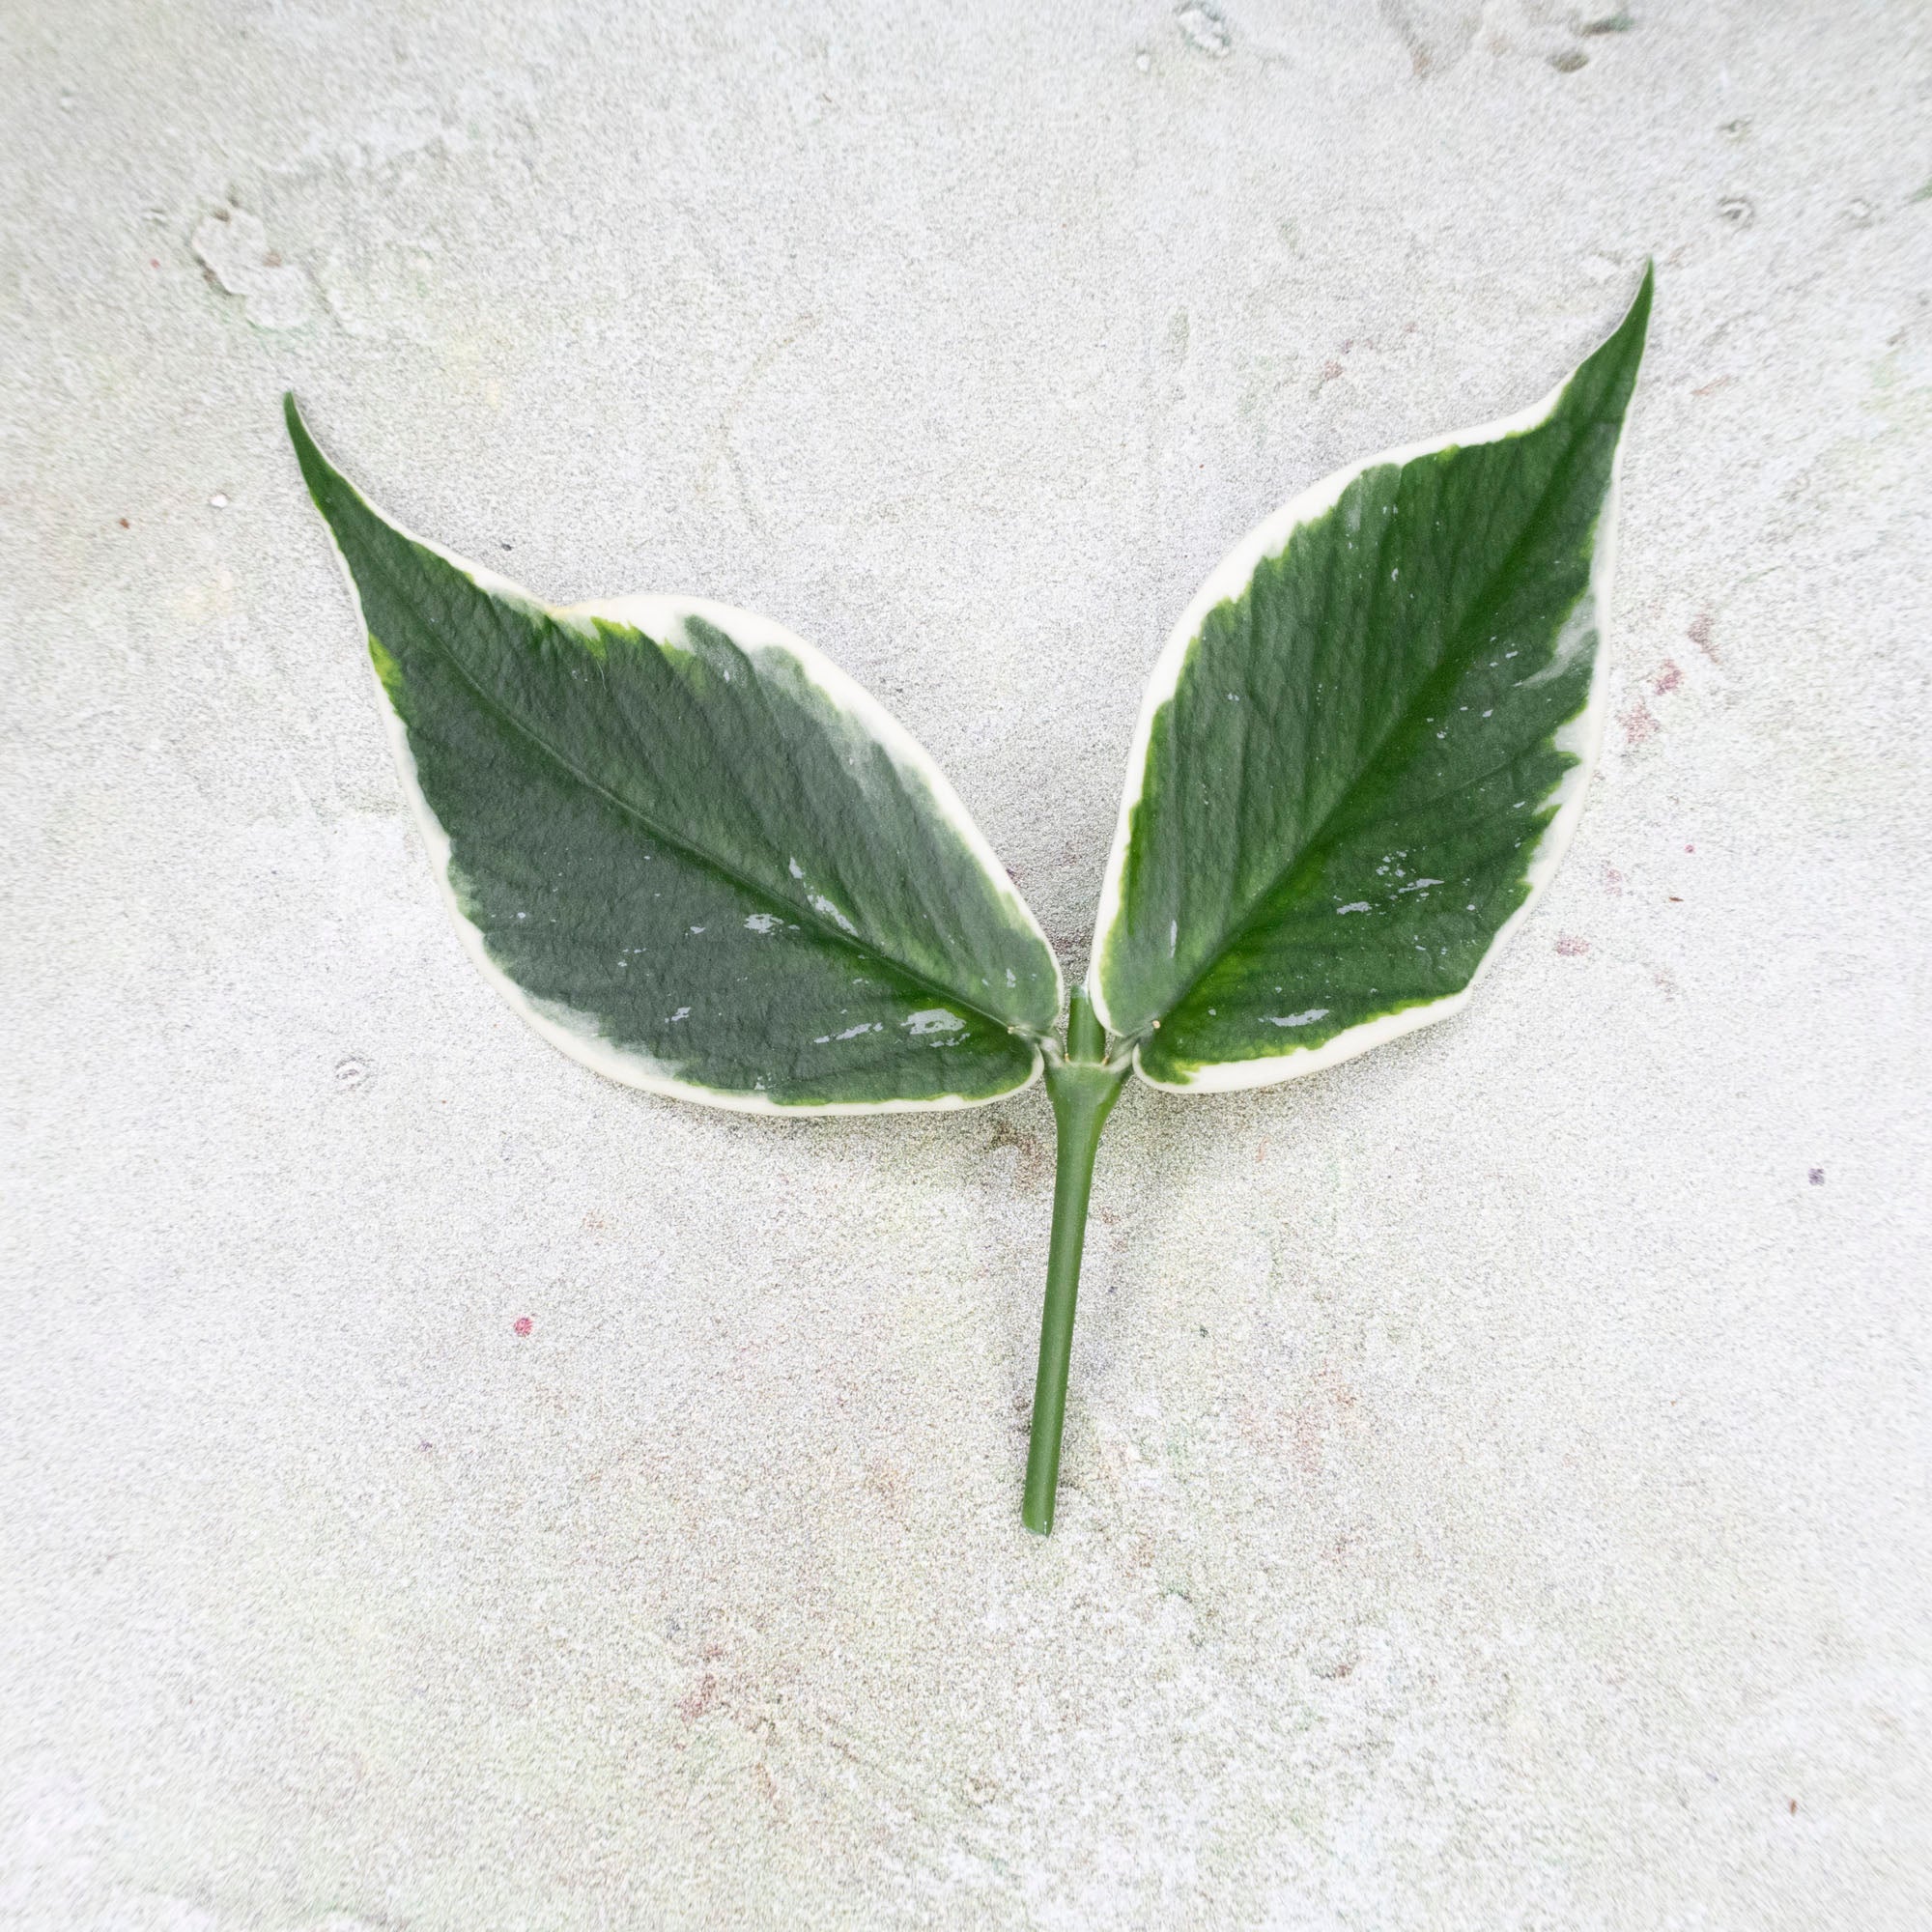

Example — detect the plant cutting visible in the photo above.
[287,268,1650,1535]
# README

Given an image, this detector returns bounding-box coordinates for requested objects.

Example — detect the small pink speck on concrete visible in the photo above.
[1619,696,1660,747]
[1685,843,1695,853]
[513,1316,533,1337]
[1653,660,1684,695]
[1555,935,1591,956]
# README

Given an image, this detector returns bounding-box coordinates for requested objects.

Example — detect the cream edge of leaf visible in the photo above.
[1090,350,1626,1094]
[299,445,1049,1116]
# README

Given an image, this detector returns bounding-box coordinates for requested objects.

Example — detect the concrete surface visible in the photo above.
[3,2,1928,1926]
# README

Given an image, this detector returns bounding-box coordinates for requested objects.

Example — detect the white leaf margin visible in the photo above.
[290,404,1059,1116]
[1088,278,1648,1094]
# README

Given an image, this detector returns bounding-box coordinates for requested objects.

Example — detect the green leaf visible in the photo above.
[286,399,1060,1113]
[1091,269,1651,1091]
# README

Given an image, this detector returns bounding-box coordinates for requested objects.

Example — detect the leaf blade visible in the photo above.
[1092,270,1651,1089]
[288,399,1061,1112]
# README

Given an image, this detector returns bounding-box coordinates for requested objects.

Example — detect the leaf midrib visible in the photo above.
[361,530,1036,1045]
[1134,400,1595,1040]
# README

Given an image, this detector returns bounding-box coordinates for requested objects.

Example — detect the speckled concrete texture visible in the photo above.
[4,2,1928,1926]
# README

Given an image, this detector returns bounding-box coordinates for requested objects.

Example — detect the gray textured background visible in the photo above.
[4,2,1928,1927]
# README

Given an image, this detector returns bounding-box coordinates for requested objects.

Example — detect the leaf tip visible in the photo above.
[281,390,338,512]
[1620,257,1656,346]
[1570,257,1652,413]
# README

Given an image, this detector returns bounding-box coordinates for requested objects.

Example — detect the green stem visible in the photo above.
[1022,987,1129,1535]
